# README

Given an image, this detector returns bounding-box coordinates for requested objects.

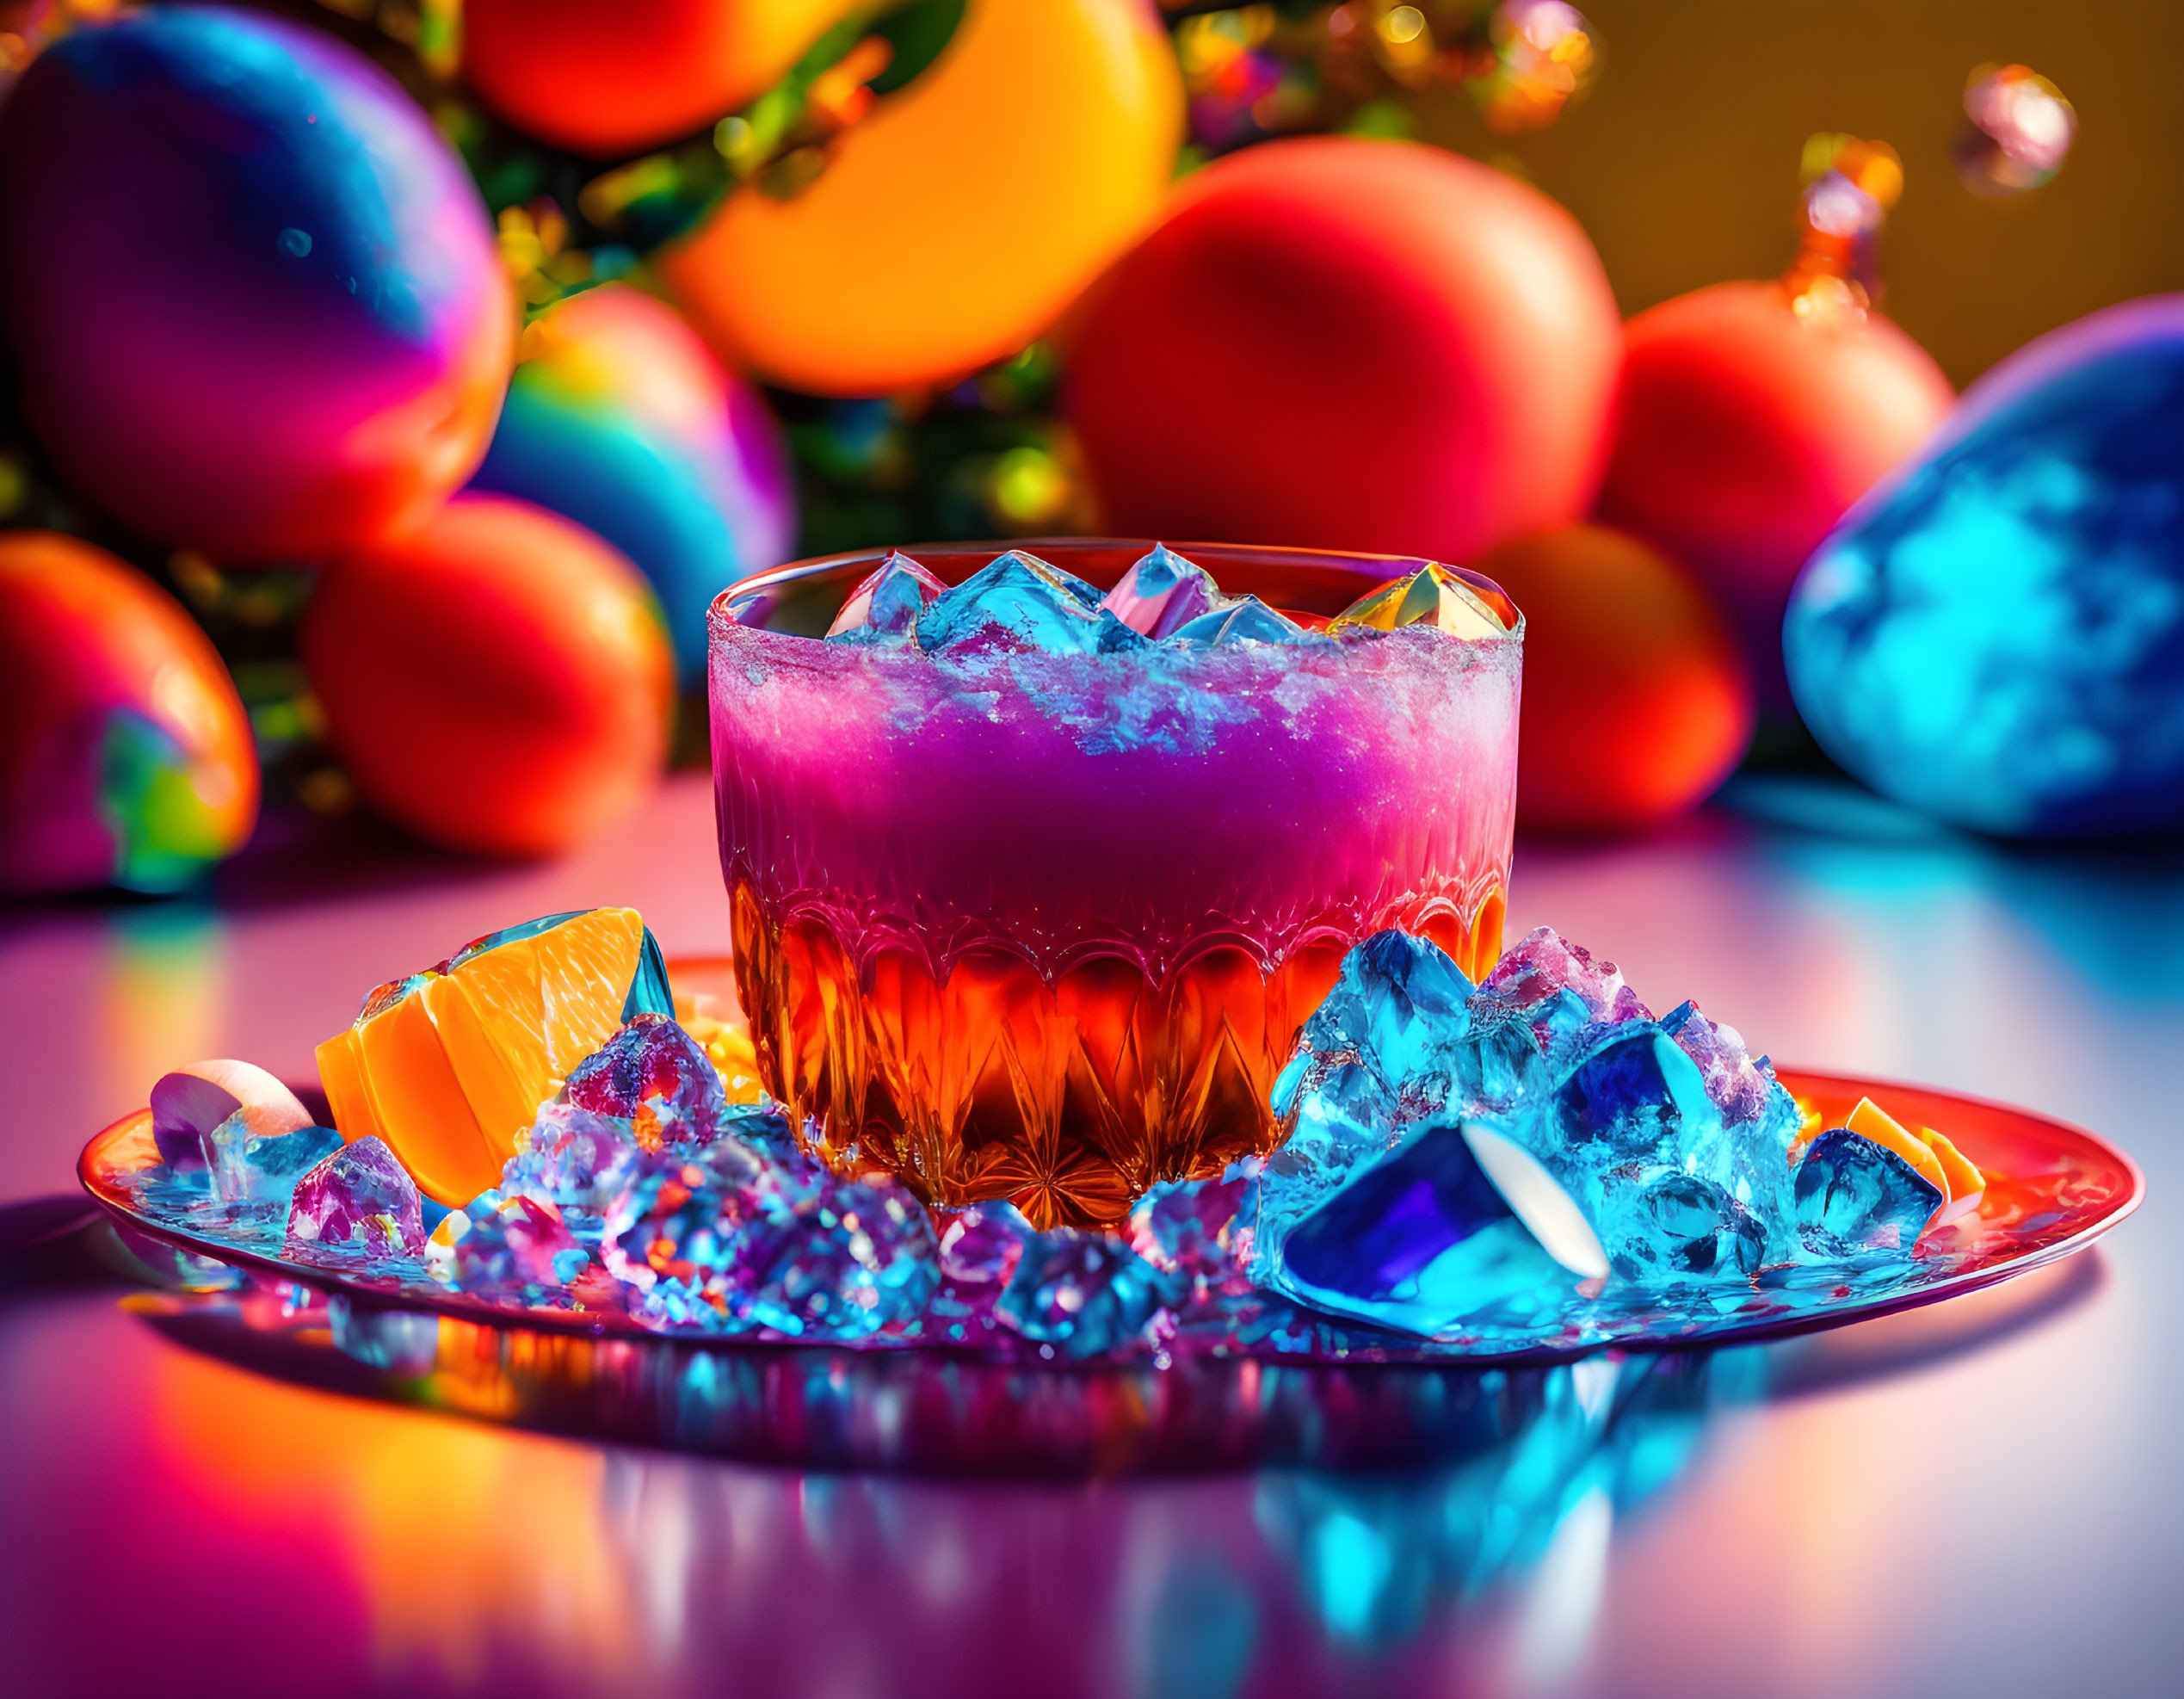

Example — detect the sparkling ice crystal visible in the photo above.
[206,1116,342,1205]
[562,1012,729,1148]
[1097,543,1221,638]
[916,550,1147,657]
[996,1226,1176,1359]
[825,551,947,643]
[1170,595,1310,648]
[1794,1128,1945,1254]
[287,1135,427,1257]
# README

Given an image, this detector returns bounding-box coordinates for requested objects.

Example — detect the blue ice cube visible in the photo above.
[1549,1026,1718,1164]
[604,1145,937,1339]
[1623,1172,1768,1278]
[1295,930,1478,1101]
[1099,543,1220,638]
[1476,1018,1800,1281]
[825,551,947,643]
[203,1115,343,1205]
[1129,1158,1259,1288]
[1170,595,1308,647]
[996,1226,1175,1358]
[916,549,1146,656]
[1255,1122,1567,1336]
[1794,1128,1944,1255]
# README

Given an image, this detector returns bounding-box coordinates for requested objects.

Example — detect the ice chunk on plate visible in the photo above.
[1795,1128,1946,1254]
[206,1117,342,1205]
[287,1136,427,1257]
[431,1189,589,1294]
[561,1013,729,1149]
[1254,1121,1571,1336]
[996,1225,1174,1359]
[1470,926,1653,1050]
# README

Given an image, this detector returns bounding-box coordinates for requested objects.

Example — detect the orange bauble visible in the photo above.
[462,0,861,157]
[1064,137,1624,564]
[661,0,1182,395]
[1474,524,1754,832]
[0,531,258,893]
[300,494,672,857]
[1598,281,1953,708]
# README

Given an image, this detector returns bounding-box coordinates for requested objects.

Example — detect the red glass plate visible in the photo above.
[78,1056,2142,1365]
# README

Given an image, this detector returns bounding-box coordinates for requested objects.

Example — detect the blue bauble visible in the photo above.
[1786,296,2184,837]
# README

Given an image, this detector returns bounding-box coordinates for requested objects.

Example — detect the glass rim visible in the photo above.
[710,536,1524,640]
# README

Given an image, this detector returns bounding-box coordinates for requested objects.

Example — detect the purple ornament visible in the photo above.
[0,5,513,559]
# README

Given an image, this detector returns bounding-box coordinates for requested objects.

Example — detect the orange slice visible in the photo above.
[1844,1097,1952,1200]
[316,908,667,1204]
[1920,1126,1986,1199]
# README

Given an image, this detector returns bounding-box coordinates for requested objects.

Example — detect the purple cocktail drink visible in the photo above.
[710,541,1521,1229]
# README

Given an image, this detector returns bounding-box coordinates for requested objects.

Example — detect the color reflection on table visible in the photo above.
[19,1237,2063,1699]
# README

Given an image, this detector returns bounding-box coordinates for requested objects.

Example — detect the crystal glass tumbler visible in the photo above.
[710,541,1521,1229]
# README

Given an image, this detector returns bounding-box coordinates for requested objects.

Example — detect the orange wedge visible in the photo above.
[1920,1125,1986,1199]
[1844,1097,1953,1201]
[316,908,669,1204]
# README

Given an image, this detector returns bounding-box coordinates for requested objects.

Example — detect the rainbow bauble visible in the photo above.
[468,286,794,685]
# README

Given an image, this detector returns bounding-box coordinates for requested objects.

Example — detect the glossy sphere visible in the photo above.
[463,0,861,157]
[301,494,671,857]
[0,6,513,561]
[1475,525,1753,832]
[1065,137,1624,564]
[0,532,257,894]
[663,0,1181,395]
[1599,281,1954,709]
[1786,294,2184,838]
[468,286,795,686]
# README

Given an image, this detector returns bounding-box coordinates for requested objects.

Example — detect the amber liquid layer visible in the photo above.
[733,881,1506,1230]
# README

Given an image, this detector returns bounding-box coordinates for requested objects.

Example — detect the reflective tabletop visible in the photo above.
[2,773,2175,1698]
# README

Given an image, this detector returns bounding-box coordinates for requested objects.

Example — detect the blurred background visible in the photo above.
[3,0,2181,891]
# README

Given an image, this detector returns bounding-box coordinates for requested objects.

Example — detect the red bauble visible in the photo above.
[462,0,857,158]
[300,495,672,857]
[1064,137,1623,562]
[1474,523,1753,832]
[1597,281,1954,709]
